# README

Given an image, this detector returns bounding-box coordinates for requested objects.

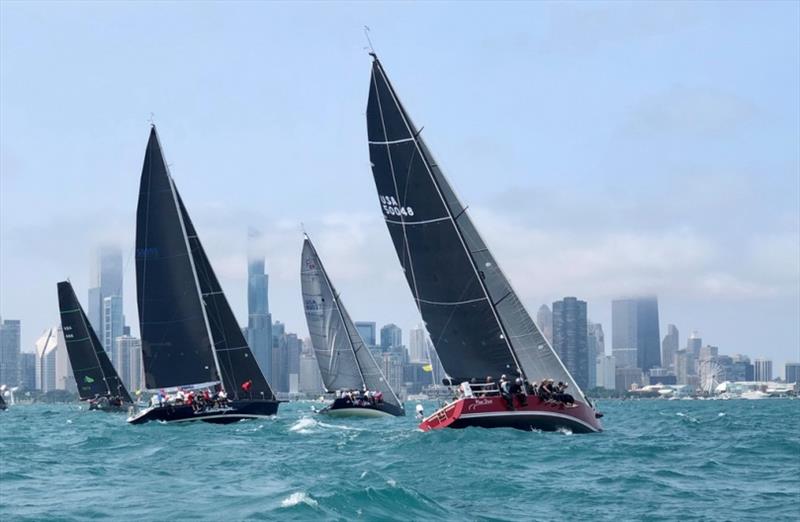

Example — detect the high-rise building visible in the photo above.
[0,318,21,386]
[536,304,553,344]
[103,296,124,365]
[355,322,376,348]
[126,336,144,392]
[380,351,405,398]
[686,331,702,358]
[596,354,616,390]
[34,327,73,392]
[731,354,754,382]
[380,324,402,350]
[115,335,142,391]
[587,322,604,389]
[20,352,36,390]
[615,367,643,392]
[785,363,800,384]
[552,297,588,390]
[88,245,124,349]
[247,231,273,382]
[675,349,694,385]
[754,358,773,382]
[699,345,719,362]
[661,324,679,371]
[299,352,324,394]
[612,296,661,372]
[408,324,427,363]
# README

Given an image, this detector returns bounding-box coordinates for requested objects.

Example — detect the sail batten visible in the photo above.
[366,56,587,402]
[301,238,403,410]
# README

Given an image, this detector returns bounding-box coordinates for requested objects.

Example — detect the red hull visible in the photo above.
[419,395,602,433]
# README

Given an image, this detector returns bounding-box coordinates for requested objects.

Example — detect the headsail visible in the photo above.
[301,237,403,410]
[177,194,276,401]
[135,127,220,389]
[366,55,586,402]
[57,281,132,402]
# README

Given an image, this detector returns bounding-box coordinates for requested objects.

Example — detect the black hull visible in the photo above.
[319,398,405,417]
[127,400,280,425]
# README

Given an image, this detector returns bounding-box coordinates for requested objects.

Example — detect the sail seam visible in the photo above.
[384,216,449,225]
[417,297,487,306]
[368,137,414,145]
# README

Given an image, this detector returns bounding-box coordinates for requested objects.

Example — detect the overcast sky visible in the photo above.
[1,1,798,374]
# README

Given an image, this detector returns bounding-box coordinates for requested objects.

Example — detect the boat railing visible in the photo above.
[459,381,500,398]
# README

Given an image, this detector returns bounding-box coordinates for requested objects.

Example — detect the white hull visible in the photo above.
[319,407,393,418]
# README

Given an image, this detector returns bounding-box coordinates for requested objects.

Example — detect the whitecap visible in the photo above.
[289,417,318,434]
[557,427,573,436]
[387,478,396,487]
[281,491,318,508]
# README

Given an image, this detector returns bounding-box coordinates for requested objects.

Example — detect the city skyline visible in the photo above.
[1,2,798,370]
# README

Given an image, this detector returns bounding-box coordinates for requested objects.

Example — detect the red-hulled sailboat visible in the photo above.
[365,54,602,433]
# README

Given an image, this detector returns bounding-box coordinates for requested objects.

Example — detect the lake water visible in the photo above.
[1,399,798,521]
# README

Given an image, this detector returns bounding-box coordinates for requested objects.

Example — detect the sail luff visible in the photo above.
[369,57,523,376]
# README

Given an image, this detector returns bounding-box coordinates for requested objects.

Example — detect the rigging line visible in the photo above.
[372,63,423,317]
[374,60,525,378]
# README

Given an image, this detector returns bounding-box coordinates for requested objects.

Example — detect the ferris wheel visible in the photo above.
[698,360,723,395]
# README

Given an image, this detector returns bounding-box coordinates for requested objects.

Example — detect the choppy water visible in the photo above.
[1,399,798,521]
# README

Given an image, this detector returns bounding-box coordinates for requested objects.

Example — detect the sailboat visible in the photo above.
[57,280,133,411]
[127,126,280,424]
[301,236,404,417]
[365,54,602,433]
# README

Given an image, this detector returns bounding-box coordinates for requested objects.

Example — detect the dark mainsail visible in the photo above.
[301,237,403,411]
[366,55,586,402]
[178,194,276,401]
[135,127,220,389]
[57,281,132,402]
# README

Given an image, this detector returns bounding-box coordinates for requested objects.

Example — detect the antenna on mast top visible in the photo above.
[363,25,376,57]
[147,112,156,127]
[300,222,308,239]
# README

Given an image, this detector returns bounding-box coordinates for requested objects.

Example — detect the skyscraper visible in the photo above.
[247,233,272,379]
[699,345,719,361]
[596,354,616,390]
[754,358,773,382]
[612,296,661,372]
[686,331,702,358]
[88,245,124,350]
[34,326,73,392]
[552,297,588,390]
[785,363,800,384]
[354,322,376,348]
[20,352,36,391]
[103,296,124,365]
[0,318,21,386]
[380,324,402,350]
[536,304,553,344]
[587,322,604,389]
[408,324,427,363]
[115,335,142,391]
[661,324,679,371]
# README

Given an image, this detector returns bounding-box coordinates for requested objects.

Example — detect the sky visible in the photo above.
[1,1,798,375]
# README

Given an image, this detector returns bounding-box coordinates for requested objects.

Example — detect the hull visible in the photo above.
[318,397,404,418]
[127,399,280,425]
[88,401,127,413]
[419,395,602,433]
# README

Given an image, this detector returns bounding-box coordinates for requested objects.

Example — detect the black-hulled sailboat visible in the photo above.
[301,236,404,417]
[366,54,602,433]
[57,281,133,411]
[127,126,280,425]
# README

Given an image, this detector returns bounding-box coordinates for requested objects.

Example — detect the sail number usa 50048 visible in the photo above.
[380,195,414,217]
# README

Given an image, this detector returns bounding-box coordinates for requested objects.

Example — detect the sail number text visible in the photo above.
[379,195,414,218]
